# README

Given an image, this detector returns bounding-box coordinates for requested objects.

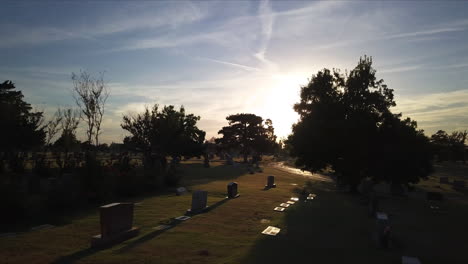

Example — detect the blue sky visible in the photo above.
[1,0,468,143]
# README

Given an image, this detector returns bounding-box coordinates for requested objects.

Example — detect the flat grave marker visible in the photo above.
[274,207,285,212]
[290,197,299,202]
[286,201,295,205]
[261,226,281,236]
[280,203,290,208]
[175,216,191,221]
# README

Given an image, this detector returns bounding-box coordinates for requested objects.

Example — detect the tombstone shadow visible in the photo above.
[51,247,100,264]
[115,220,182,254]
[117,198,229,253]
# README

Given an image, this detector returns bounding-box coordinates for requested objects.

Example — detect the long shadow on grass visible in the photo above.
[51,247,100,264]
[116,197,230,254]
[240,180,399,264]
[179,161,249,187]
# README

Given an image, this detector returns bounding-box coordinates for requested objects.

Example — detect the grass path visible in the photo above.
[1,160,467,264]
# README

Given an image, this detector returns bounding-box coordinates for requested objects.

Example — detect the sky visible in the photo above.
[1,0,468,144]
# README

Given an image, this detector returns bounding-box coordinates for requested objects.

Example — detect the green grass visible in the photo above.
[1,160,467,264]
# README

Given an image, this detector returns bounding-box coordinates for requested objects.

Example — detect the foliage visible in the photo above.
[216,113,277,162]
[430,130,467,162]
[287,56,433,188]
[0,80,46,151]
[121,104,206,158]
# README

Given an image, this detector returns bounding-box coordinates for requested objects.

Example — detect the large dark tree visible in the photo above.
[217,113,277,162]
[0,80,45,152]
[121,104,206,162]
[287,56,433,190]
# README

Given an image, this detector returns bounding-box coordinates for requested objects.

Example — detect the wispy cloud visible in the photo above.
[395,89,468,134]
[0,2,206,48]
[196,57,260,72]
[379,65,424,74]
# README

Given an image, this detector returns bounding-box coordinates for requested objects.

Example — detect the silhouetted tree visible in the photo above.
[72,71,109,147]
[287,56,432,191]
[217,113,277,162]
[431,130,467,162]
[0,80,45,152]
[121,104,206,163]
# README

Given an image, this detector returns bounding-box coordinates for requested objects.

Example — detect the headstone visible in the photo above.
[91,203,140,248]
[227,182,240,198]
[176,187,187,196]
[369,192,379,217]
[391,183,406,196]
[426,191,443,201]
[187,190,208,214]
[290,197,299,202]
[402,256,421,264]
[225,154,234,165]
[265,176,276,188]
[203,154,210,168]
[274,207,285,212]
[261,226,280,236]
[376,212,390,248]
[286,201,295,205]
[453,180,466,189]
[439,177,449,184]
[279,203,290,208]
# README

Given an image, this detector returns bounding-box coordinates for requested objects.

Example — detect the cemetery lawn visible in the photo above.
[1,160,468,264]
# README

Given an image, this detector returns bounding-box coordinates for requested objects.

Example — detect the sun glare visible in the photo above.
[254,73,307,139]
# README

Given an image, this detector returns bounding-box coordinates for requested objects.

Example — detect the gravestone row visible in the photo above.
[90,175,282,248]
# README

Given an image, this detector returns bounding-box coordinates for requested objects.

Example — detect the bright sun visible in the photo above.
[253,73,308,140]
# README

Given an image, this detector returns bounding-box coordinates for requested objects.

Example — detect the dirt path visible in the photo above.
[268,162,333,182]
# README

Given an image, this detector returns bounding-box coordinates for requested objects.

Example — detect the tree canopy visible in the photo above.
[121,104,206,158]
[287,56,433,189]
[217,113,277,162]
[0,80,45,151]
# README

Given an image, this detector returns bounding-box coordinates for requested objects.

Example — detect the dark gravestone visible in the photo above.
[227,182,240,198]
[225,154,234,165]
[91,203,140,248]
[376,212,391,248]
[439,177,449,184]
[426,192,443,201]
[265,176,276,188]
[369,193,379,217]
[203,154,210,168]
[391,183,406,196]
[187,190,208,214]
[453,180,466,190]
